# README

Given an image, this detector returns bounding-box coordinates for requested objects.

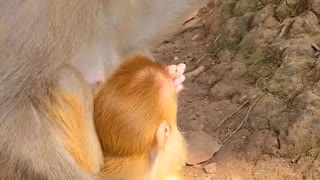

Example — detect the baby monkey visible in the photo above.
[94,56,186,180]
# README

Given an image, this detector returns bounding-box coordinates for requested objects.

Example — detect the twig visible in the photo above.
[214,99,250,130]
[268,41,286,47]
[227,118,241,128]
[182,16,196,26]
[278,18,294,39]
[312,43,320,52]
[212,34,221,44]
[255,74,271,88]
[177,25,203,35]
[221,95,262,144]
[186,53,215,73]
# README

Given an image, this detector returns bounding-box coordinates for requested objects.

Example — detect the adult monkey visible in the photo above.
[0,0,201,179]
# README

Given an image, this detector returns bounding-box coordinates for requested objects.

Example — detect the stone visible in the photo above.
[183,130,222,165]
[204,162,217,174]
[173,56,180,61]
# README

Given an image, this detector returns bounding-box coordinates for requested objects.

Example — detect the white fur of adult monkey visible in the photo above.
[0,0,202,179]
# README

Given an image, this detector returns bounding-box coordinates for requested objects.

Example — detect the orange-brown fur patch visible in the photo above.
[100,155,151,179]
[94,56,177,157]
[152,129,186,180]
[94,56,185,179]
[46,88,96,174]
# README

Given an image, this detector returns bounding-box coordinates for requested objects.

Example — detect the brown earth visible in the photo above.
[153,0,320,179]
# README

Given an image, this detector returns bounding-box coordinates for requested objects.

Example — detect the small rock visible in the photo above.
[183,130,222,165]
[291,155,301,163]
[185,66,205,77]
[197,124,205,129]
[173,56,180,61]
[204,162,217,174]
[192,34,199,41]
[186,99,192,103]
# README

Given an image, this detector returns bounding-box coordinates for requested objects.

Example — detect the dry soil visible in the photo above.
[154,0,320,179]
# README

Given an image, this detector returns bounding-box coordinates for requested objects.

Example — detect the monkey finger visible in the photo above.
[173,75,185,87]
[165,65,177,74]
[176,63,186,77]
[175,84,184,93]
[165,65,179,79]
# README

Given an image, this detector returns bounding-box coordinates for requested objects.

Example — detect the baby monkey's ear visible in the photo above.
[156,121,170,150]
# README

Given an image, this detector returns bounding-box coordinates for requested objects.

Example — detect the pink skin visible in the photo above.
[165,63,186,93]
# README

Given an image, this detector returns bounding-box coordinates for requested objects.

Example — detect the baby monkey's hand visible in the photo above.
[165,63,186,93]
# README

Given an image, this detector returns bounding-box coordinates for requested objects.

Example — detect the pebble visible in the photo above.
[173,56,180,61]
[183,130,222,165]
[204,162,217,174]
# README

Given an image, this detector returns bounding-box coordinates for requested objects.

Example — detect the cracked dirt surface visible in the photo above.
[153,0,320,179]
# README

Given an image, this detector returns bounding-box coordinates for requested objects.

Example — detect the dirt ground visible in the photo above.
[153,0,320,179]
